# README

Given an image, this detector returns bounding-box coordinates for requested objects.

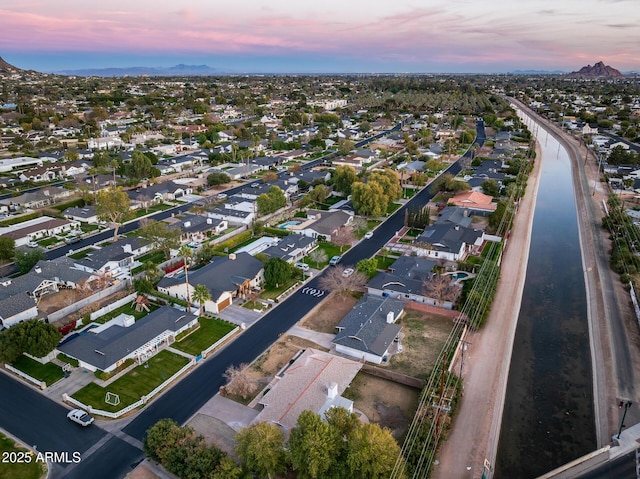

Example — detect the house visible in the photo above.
[261,234,318,263]
[366,256,457,309]
[332,295,406,364]
[63,205,99,224]
[0,216,80,247]
[135,180,192,202]
[206,205,255,226]
[447,190,497,215]
[19,164,64,183]
[73,237,153,279]
[415,222,484,261]
[157,252,264,313]
[285,209,353,240]
[0,186,75,211]
[164,213,228,244]
[252,348,362,430]
[57,305,198,372]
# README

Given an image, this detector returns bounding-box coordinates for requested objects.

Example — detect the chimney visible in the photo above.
[207,218,212,224]
[123,244,132,253]
[229,253,236,260]
[184,221,191,228]
[386,311,395,324]
[327,383,338,399]
[34,266,42,274]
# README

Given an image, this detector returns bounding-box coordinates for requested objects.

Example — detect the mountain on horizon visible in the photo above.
[509,69,567,75]
[567,61,623,78]
[0,56,22,73]
[53,63,221,77]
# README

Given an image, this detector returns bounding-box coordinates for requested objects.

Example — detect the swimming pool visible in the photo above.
[279,221,300,229]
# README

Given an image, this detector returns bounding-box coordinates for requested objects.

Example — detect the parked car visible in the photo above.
[295,262,310,272]
[26,241,38,248]
[364,231,373,239]
[67,409,94,426]
[216,193,227,200]
[329,255,342,266]
[342,268,355,277]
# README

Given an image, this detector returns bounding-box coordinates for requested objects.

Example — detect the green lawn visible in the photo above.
[11,355,64,386]
[37,237,59,247]
[376,254,401,270]
[71,350,190,413]
[0,433,45,479]
[80,223,100,233]
[172,317,236,356]
[260,277,300,300]
[305,242,344,268]
[136,249,167,264]
[130,203,174,219]
[68,248,93,259]
[93,302,160,324]
[386,202,402,215]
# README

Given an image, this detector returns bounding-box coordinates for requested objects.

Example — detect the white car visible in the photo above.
[342,268,355,277]
[216,193,227,200]
[364,232,373,239]
[67,409,94,426]
[26,241,38,248]
[295,262,310,272]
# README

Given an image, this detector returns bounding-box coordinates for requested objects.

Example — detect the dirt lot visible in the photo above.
[299,292,359,333]
[343,372,421,440]
[249,334,326,378]
[386,310,457,380]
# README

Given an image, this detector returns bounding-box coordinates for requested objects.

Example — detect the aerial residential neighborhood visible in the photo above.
[1,49,640,479]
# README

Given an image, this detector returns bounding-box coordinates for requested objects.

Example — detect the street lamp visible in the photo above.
[616,400,632,439]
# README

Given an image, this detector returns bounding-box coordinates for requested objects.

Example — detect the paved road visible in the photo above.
[0,121,483,479]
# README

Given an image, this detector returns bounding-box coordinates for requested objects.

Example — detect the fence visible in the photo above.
[63,358,195,419]
[4,364,46,390]
[202,327,239,358]
[89,292,138,321]
[47,281,129,323]
[361,364,424,389]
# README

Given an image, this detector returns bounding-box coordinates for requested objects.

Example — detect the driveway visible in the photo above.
[216,304,262,327]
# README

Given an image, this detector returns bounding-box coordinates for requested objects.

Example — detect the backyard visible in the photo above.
[299,291,359,333]
[172,317,237,356]
[92,301,161,324]
[71,349,190,413]
[11,355,64,386]
[387,310,458,380]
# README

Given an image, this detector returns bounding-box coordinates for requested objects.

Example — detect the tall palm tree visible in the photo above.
[191,284,212,317]
[179,245,194,312]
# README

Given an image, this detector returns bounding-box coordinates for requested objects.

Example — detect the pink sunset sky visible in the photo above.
[1,0,639,73]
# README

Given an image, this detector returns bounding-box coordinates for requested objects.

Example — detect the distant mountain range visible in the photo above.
[53,64,222,77]
[567,61,623,78]
[509,69,567,75]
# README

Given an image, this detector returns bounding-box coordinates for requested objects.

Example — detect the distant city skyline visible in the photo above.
[2,0,639,73]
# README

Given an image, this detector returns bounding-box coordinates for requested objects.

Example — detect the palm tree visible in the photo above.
[179,245,194,312]
[191,284,212,317]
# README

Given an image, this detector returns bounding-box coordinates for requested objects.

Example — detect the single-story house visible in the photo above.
[157,252,264,313]
[284,209,353,240]
[73,237,153,279]
[333,295,406,364]
[63,205,99,224]
[447,190,497,215]
[57,306,198,372]
[164,213,228,244]
[252,348,362,430]
[0,216,80,247]
[415,222,484,262]
[206,206,255,226]
[261,234,318,263]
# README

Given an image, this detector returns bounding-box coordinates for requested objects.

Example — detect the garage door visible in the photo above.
[218,296,231,311]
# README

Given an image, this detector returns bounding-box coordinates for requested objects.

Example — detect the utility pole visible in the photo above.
[616,400,632,439]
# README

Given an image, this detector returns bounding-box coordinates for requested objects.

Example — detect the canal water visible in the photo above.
[494,112,596,478]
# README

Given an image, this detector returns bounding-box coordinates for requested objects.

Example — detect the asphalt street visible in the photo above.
[0,121,484,479]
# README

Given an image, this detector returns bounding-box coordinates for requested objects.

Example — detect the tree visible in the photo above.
[262,171,278,183]
[0,320,61,361]
[337,138,355,155]
[138,219,181,260]
[423,274,461,306]
[211,457,247,479]
[309,249,327,268]
[307,184,330,205]
[14,249,44,274]
[223,363,258,399]
[257,186,286,215]
[207,172,230,186]
[0,236,15,261]
[351,181,387,217]
[356,258,378,277]
[179,245,194,312]
[346,422,403,479]
[319,265,367,300]
[481,179,500,197]
[350,217,368,238]
[191,284,211,317]
[288,410,340,479]
[125,150,160,181]
[235,422,286,479]
[332,165,357,195]
[95,187,131,240]
[332,225,355,253]
[264,257,292,288]
[405,205,431,229]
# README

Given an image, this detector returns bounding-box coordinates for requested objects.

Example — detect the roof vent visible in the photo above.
[386,311,395,324]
